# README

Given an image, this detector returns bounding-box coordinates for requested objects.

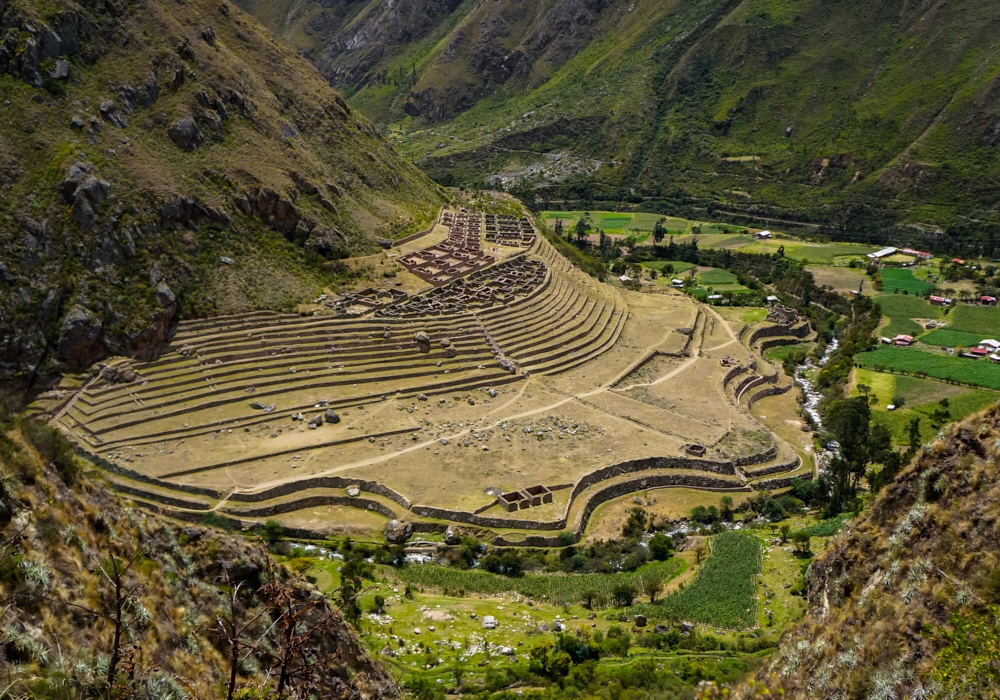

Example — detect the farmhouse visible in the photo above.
[754,230,772,240]
[672,278,684,287]
[929,296,952,307]
[867,247,897,260]
[894,335,914,346]
[970,347,989,357]
[979,339,1000,351]
[880,337,893,345]
[991,353,1000,363]
[982,296,997,306]
[901,248,933,260]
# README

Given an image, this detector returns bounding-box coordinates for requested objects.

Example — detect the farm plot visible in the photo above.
[641,260,696,274]
[621,531,762,629]
[947,305,1000,337]
[855,347,1000,390]
[919,329,992,348]
[880,268,935,295]
[742,241,878,263]
[876,294,942,337]
[697,268,738,285]
[384,558,685,606]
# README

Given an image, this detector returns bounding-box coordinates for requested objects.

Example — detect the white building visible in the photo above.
[867,247,897,260]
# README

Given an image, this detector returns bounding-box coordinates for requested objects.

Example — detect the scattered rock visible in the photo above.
[417,393,428,401]
[220,256,235,264]
[414,331,430,343]
[50,59,70,80]
[167,117,204,151]
[488,389,498,398]
[384,519,412,544]
[325,408,340,424]
[308,415,323,429]
[201,26,216,45]
[70,116,84,130]
[249,401,266,410]
[445,526,460,545]
[346,485,361,497]
[262,404,276,413]
[654,624,669,635]
[633,614,647,628]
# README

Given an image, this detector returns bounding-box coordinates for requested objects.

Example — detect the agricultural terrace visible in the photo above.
[876,294,943,338]
[37,208,809,545]
[879,268,935,295]
[855,347,1000,391]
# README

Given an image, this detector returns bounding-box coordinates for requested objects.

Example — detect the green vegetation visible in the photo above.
[641,260,696,274]
[873,388,998,445]
[384,559,685,606]
[920,329,993,347]
[626,532,762,629]
[880,268,935,295]
[856,347,1000,390]
[800,514,852,538]
[697,268,738,285]
[741,241,878,264]
[947,305,1000,337]
[876,294,941,337]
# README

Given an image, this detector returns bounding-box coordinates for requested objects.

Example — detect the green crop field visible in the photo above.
[621,531,762,629]
[880,268,935,295]
[947,306,1000,337]
[871,386,997,446]
[856,347,1000,390]
[383,558,685,607]
[742,241,878,264]
[876,294,942,337]
[920,329,993,348]
[641,260,696,274]
[697,268,738,285]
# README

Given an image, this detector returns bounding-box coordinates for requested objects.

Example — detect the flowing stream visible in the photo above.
[792,337,839,474]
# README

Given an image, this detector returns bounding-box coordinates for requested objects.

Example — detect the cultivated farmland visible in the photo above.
[946,305,1000,337]
[880,268,935,295]
[384,558,685,606]
[855,347,1000,390]
[622,531,763,629]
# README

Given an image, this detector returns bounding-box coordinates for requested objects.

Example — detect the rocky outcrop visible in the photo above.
[60,162,111,229]
[168,117,204,150]
[57,306,105,368]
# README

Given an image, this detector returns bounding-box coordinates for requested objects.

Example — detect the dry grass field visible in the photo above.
[37,208,815,543]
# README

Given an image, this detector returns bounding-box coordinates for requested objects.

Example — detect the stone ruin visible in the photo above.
[498,485,553,512]
[398,208,495,286]
[483,213,536,248]
[323,287,408,315]
[766,304,798,326]
[377,256,546,318]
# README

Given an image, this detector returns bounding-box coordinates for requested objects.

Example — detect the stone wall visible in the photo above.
[747,321,810,347]
[224,495,397,519]
[733,444,777,468]
[746,455,801,478]
[746,382,794,409]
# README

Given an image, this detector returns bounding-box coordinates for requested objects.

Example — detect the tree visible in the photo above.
[906,416,923,452]
[719,496,734,522]
[780,524,791,543]
[582,588,598,609]
[653,217,667,244]
[621,506,647,539]
[554,218,564,239]
[644,576,663,603]
[826,396,872,511]
[575,213,590,246]
[648,532,674,561]
[791,531,811,554]
[612,583,637,607]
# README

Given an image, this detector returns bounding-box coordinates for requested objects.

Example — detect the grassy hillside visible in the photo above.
[748,406,1000,697]
[245,0,1000,246]
[0,414,392,698]
[0,0,446,401]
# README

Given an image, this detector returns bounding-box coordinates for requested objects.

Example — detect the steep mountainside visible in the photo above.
[742,407,1000,698]
[0,0,446,402]
[246,0,1000,239]
[0,414,394,698]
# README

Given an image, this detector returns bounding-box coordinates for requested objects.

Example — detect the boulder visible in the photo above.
[633,614,647,628]
[444,347,457,358]
[488,389,498,398]
[498,358,517,373]
[384,519,412,544]
[308,415,323,429]
[439,338,451,347]
[416,393,428,401]
[414,331,430,343]
[346,485,361,497]
[167,118,204,150]
[201,25,216,45]
[249,401,266,410]
[49,59,70,80]
[653,624,670,635]
[445,526,460,545]
[325,408,340,424]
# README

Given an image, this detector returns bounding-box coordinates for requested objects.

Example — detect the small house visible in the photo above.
[671,278,684,287]
[929,296,952,307]
[979,339,1000,350]
[959,352,980,359]
[894,335,914,346]
[901,248,933,260]
[880,337,893,345]
[990,353,1000,363]
[707,294,723,301]
[970,347,989,357]
[754,230,772,240]
[766,295,779,303]
[982,296,997,306]
[482,616,497,629]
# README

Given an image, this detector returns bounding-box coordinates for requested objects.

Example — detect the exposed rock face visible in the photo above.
[57,306,105,368]
[60,162,111,229]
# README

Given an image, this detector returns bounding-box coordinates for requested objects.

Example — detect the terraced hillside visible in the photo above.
[34,210,811,544]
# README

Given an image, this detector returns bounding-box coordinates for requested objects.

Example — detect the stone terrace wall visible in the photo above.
[225,495,397,519]
[733,444,777,468]
[748,321,810,347]
[747,383,794,409]
[226,476,413,509]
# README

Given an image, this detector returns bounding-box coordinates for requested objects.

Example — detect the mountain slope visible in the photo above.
[248,0,1000,238]
[0,0,446,401]
[0,414,394,698]
[744,407,1000,698]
